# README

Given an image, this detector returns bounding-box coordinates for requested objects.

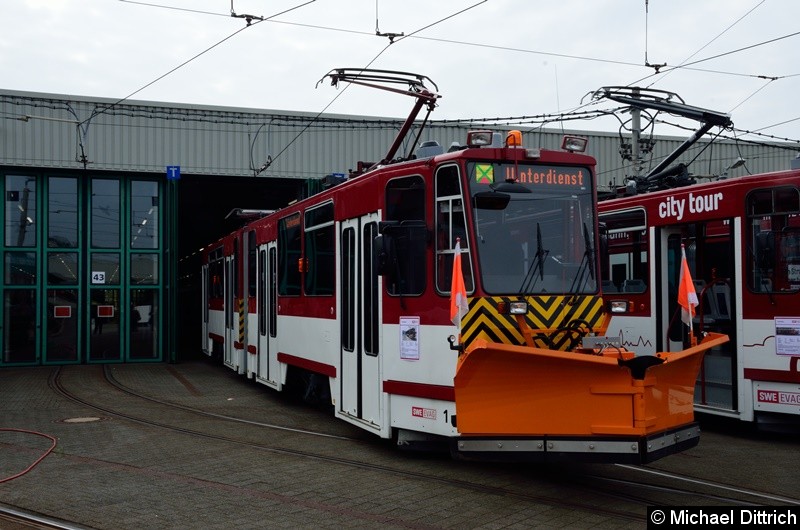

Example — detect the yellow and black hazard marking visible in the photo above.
[238,298,245,342]
[460,295,606,351]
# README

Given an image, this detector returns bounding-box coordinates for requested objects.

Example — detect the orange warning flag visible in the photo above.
[450,238,469,327]
[678,244,699,330]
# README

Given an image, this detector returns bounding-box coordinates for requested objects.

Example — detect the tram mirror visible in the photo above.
[379,220,399,234]
[376,221,401,276]
[490,181,532,194]
[375,221,428,278]
[755,231,775,270]
[379,220,427,235]
[473,191,510,210]
[374,234,394,276]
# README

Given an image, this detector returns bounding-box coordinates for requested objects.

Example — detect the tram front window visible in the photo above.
[468,163,597,295]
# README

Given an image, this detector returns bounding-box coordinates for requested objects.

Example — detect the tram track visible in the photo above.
[46,365,649,524]
[553,467,800,511]
[611,465,800,506]
[38,363,800,526]
[0,503,92,530]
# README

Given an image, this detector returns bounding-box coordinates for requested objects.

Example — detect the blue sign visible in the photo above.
[166,165,181,180]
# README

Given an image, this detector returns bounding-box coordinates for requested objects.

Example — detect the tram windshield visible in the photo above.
[468,162,598,295]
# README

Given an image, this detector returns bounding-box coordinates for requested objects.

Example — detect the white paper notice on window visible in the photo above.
[787,263,800,283]
[775,317,800,356]
[399,317,420,360]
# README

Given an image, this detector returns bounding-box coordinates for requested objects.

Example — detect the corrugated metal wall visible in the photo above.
[1,89,795,193]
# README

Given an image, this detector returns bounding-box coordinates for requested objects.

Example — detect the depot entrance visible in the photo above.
[1,172,165,365]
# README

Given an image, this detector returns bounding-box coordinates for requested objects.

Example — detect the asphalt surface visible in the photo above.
[2,360,799,529]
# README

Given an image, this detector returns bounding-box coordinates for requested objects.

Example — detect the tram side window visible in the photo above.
[435,165,474,293]
[232,238,239,299]
[208,247,224,299]
[258,248,266,336]
[784,229,800,290]
[304,202,335,296]
[363,222,379,355]
[341,227,356,352]
[384,175,426,296]
[278,213,302,296]
[598,209,648,293]
[269,247,277,337]
[747,187,800,293]
[247,230,256,297]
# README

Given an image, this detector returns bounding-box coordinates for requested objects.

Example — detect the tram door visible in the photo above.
[256,243,279,388]
[339,214,382,429]
[694,220,738,412]
[659,223,738,406]
[223,251,237,370]
[659,228,686,353]
[201,264,208,355]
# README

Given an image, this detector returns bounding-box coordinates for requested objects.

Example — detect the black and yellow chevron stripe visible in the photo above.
[461,295,606,350]
[238,298,245,342]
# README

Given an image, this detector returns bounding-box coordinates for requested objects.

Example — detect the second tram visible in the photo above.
[599,168,800,430]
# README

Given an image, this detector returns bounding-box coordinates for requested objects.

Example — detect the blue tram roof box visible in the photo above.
[322,173,347,189]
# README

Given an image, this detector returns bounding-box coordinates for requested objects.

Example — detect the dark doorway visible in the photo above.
[176,175,303,361]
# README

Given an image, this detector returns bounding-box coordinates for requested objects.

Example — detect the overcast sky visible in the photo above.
[2,0,799,146]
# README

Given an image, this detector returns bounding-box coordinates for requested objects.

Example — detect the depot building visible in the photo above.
[0,88,792,366]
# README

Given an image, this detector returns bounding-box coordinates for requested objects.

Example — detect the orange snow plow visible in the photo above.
[452,332,729,464]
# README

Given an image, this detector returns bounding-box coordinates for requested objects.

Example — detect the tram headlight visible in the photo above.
[508,301,529,315]
[466,130,493,147]
[609,300,629,313]
[496,300,529,314]
[561,135,588,153]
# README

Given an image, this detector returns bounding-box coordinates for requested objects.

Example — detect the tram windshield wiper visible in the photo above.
[519,223,548,293]
[567,222,596,297]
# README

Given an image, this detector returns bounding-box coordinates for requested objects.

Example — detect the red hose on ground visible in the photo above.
[0,428,58,483]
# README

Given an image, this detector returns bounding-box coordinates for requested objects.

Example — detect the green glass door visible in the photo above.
[1,172,165,366]
[127,180,161,361]
[3,175,39,364]
[45,176,81,363]
[88,178,163,363]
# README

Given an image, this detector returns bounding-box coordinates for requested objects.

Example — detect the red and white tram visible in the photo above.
[200,69,726,463]
[599,169,800,430]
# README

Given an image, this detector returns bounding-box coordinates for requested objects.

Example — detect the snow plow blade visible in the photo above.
[452,332,729,464]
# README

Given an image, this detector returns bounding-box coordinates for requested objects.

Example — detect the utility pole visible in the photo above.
[630,88,641,180]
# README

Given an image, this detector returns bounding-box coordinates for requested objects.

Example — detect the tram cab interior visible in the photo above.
[472,197,598,296]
